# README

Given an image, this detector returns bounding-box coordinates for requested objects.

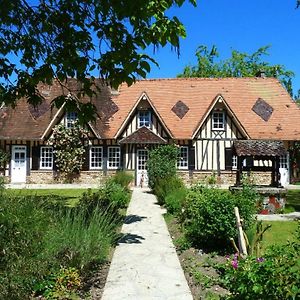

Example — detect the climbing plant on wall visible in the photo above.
[48,123,89,181]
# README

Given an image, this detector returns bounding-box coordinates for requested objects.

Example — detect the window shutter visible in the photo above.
[82,147,89,171]
[245,156,253,167]
[188,145,195,170]
[32,146,40,170]
[225,148,232,170]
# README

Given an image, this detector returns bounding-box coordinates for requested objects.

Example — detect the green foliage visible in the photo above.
[109,171,133,191]
[147,144,179,189]
[43,206,119,270]
[221,224,300,299]
[48,123,89,181]
[78,181,131,217]
[0,194,55,299]
[245,221,272,257]
[153,175,184,205]
[34,267,81,299]
[165,187,187,215]
[178,45,295,96]
[0,148,10,169]
[0,0,196,120]
[0,179,129,298]
[182,185,257,250]
[101,181,131,209]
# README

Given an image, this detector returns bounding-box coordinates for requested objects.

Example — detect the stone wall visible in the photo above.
[27,170,118,184]
[178,170,272,186]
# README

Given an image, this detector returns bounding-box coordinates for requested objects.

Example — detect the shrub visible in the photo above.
[109,171,133,190]
[147,145,179,189]
[153,176,185,205]
[221,224,300,299]
[42,206,119,270]
[34,267,81,299]
[78,181,131,219]
[182,186,257,250]
[0,194,55,299]
[165,188,187,215]
[48,122,89,182]
[0,188,124,299]
[101,181,131,208]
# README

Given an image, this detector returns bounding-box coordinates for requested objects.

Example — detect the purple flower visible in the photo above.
[231,259,239,269]
[256,257,265,263]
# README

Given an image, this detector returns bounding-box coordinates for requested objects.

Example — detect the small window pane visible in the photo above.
[232,155,237,170]
[40,146,53,169]
[108,147,121,169]
[65,112,78,128]
[212,112,225,130]
[280,155,288,169]
[177,146,188,169]
[90,147,103,169]
[138,111,151,128]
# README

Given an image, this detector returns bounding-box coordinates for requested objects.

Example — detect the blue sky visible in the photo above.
[146,0,300,95]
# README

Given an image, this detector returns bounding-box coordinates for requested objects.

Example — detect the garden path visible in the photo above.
[101,187,192,300]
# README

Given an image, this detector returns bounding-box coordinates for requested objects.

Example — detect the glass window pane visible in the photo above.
[40,146,53,169]
[108,147,121,169]
[90,147,103,169]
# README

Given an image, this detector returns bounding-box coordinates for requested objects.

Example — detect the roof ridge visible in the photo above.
[136,77,278,82]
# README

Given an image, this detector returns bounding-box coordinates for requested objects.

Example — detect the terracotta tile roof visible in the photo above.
[119,126,167,144]
[233,140,287,156]
[1,77,300,141]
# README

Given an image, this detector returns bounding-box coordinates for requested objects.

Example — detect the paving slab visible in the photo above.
[101,188,192,300]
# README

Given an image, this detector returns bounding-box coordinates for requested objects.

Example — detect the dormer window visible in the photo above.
[138,110,151,128]
[65,112,78,128]
[212,111,225,131]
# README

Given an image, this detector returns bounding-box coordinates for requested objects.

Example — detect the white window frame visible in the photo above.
[280,155,288,169]
[177,146,188,169]
[89,146,103,170]
[65,111,78,128]
[40,146,53,170]
[108,146,121,169]
[232,155,238,170]
[138,110,151,128]
[212,111,225,131]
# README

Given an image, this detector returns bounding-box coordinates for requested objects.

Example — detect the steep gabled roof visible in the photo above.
[119,126,167,144]
[1,77,300,141]
[192,94,250,139]
[114,91,173,139]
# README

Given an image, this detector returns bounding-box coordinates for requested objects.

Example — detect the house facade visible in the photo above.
[1,77,300,186]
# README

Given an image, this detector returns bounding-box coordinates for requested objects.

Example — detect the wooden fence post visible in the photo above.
[234,206,248,257]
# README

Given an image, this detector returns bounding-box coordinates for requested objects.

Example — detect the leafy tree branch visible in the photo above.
[0,0,196,116]
[178,45,295,97]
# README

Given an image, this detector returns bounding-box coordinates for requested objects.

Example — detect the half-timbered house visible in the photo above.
[1,77,300,186]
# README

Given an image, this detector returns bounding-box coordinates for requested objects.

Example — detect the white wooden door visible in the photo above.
[136,149,149,187]
[279,154,289,187]
[11,146,27,183]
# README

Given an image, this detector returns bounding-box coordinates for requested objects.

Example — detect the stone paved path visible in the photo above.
[101,188,193,300]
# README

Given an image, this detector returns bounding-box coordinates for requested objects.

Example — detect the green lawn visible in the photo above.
[286,190,300,212]
[6,188,97,207]
[261,221,298,252]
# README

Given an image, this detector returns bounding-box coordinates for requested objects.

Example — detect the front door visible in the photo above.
[137,149,149,187]
[279,154,290,187]
[11,145,27,183]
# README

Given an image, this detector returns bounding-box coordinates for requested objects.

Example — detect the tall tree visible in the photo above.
[0,0,196,119]
[178,45,295,96]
